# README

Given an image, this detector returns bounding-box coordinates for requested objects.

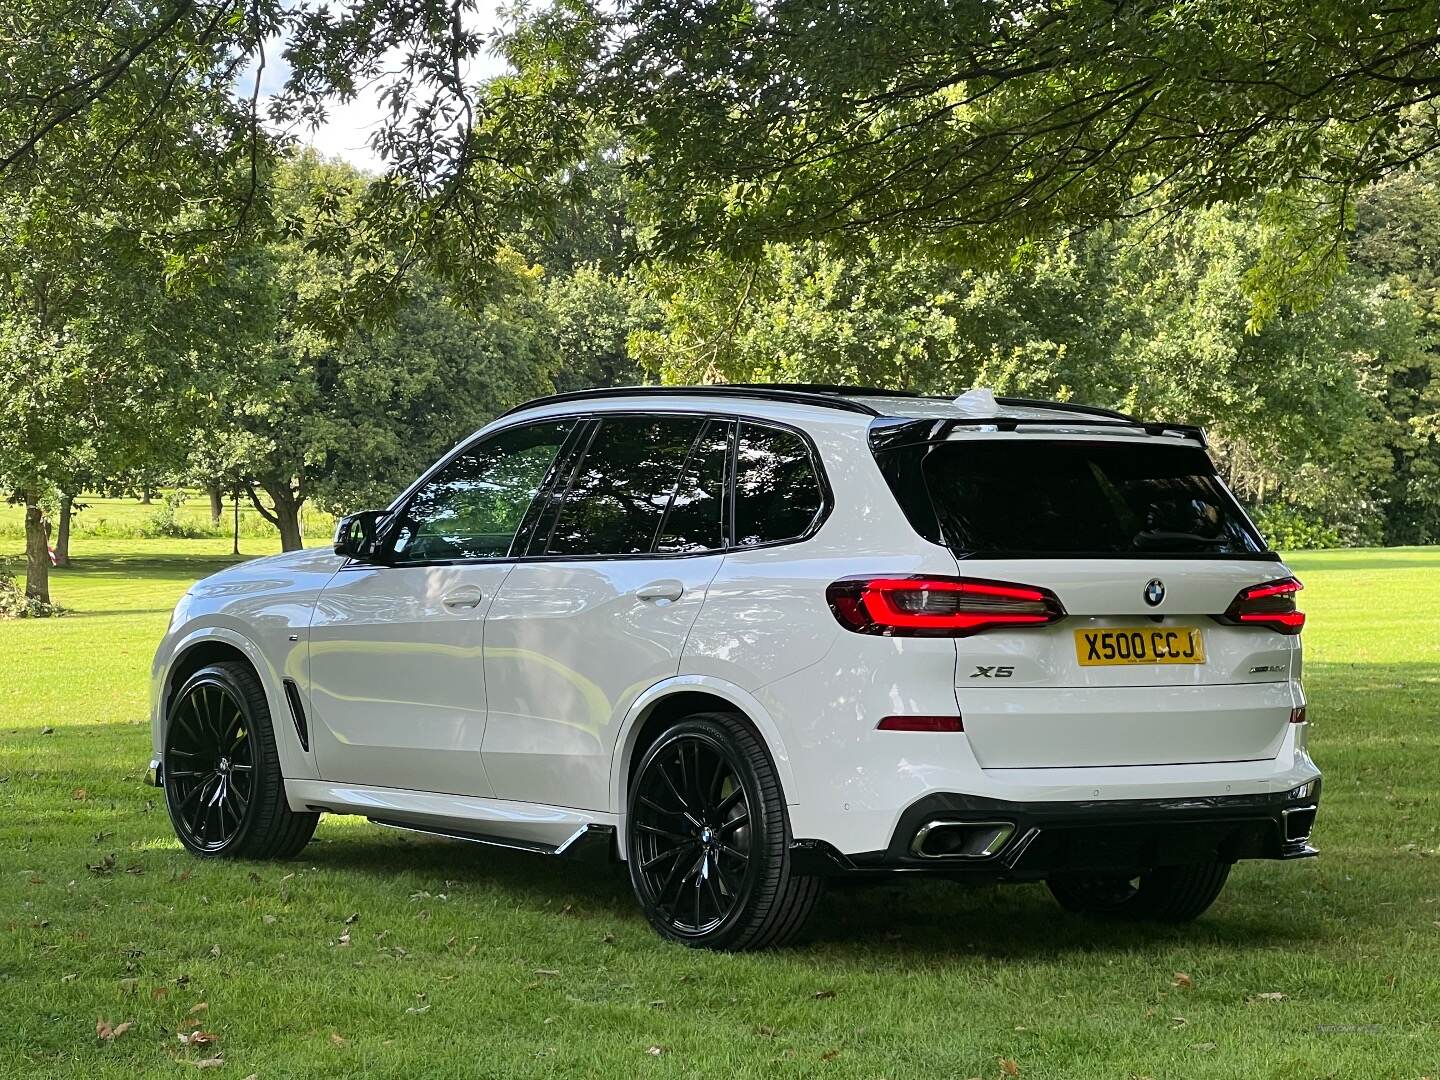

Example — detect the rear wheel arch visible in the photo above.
[612,681,794,858]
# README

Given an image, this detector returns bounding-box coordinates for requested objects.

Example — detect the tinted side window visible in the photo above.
[734,424,824,546]
[656,420,731,554]
[546,416,707,556]
[390,421,571,563]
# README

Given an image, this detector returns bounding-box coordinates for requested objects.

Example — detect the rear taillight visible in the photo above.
[827,576,1065,637]
[1219,576,1305,635]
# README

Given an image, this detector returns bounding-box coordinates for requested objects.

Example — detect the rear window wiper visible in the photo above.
[1131,530,1232,550]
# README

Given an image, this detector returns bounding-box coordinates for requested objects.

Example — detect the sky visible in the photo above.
[249,5,510,173]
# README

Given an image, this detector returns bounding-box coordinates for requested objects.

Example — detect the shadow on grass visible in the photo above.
[301,827,1314,961]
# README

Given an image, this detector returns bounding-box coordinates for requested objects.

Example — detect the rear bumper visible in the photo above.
[791,782,1320,880]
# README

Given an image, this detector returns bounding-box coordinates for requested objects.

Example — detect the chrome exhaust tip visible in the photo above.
[910,819,1015,859]
[1282,805,1317,843]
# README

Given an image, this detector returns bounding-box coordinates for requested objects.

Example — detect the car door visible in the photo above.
[306,419,577,795]
[481,414,732,810]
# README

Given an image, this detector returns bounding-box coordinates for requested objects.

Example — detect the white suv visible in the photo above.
[147,385,1320,949]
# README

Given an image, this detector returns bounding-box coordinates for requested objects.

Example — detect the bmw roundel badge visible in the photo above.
[1143,578,1166,607]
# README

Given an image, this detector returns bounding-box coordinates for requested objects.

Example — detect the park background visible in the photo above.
[3,3,1440,1076]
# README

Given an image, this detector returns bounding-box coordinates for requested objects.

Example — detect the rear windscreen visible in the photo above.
[892,440,1266,557]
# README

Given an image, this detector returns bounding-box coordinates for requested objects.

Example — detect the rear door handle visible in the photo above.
[442,586,485,610]
[636,580,684,603]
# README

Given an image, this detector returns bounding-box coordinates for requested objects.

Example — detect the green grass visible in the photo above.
[0,494,334,544]
[2,539,1438,1078]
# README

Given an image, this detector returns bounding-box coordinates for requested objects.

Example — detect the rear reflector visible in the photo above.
[1219,577,1305,635]
[828,576,1065,637]
[877,715,964,732]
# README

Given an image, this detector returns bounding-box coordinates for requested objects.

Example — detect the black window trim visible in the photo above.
[347,408,833,569]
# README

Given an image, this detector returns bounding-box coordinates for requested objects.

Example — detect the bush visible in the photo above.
[1251,502,1344,551]
[0,568,66,619]
[139,493,211,539]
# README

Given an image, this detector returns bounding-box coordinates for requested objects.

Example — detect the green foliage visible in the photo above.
[0,567,64,618]
[1249,504,1344,552]
[139,494,209,541]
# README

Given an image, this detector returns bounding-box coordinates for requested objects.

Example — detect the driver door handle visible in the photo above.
[442,586,485,610]
[636,580,684,603]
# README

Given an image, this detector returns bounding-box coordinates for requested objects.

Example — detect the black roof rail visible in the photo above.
[727,382,929,399]
[497,384,884,418]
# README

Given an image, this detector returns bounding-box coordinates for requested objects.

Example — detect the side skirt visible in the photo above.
[284,778,619,861]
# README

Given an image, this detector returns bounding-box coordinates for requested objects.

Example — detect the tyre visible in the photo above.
[163,661,319,860]
[1047,861,1231,923]
[626,711,822,950]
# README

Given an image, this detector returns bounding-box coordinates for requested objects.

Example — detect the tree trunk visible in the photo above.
[140,488,152,505]
[23,496,50,603]
[249,481,306,552]
[207,482,224,524]
[54,493,73,568]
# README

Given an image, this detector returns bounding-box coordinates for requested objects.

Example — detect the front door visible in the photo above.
[306,419,576,795]
[482,415,732,810]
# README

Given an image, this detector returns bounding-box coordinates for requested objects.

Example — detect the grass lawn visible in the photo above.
[2,539,1438,1078]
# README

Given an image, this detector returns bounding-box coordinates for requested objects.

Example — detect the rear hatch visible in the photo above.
[875,430,1302,769]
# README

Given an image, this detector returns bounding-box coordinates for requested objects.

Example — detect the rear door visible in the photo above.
[890,434,1303,768]
[481,415,731,810]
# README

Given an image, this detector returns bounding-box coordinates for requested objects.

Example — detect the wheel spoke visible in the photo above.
[717,842,748,862]
[718,810,749,836]
[702,855,726,918]
[641,840,695,872]
[714,784,745,816]
[637,822,690,844]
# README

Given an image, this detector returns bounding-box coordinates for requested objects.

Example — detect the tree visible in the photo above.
[539,0,1440,278]
[632,199,1404,539]
[201,155,562,551]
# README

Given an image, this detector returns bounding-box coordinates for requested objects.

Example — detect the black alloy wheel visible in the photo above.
[631,728,756,936]
[165,675,256,852]
[626,712,822,950]
[163,661,319,860]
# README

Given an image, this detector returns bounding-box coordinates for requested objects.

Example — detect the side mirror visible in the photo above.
[333,510,389,562]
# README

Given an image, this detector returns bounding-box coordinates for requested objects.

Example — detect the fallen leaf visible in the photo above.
[344,912,360,925]
[755,1025,777,1038]
[649,999,666,1009]
[261,915,277,925]
[330,1032,347,1047]
[61,973,78,984]
[812,989,836,1000]
[209,944,221,959]
[405,1005,430,1015]
[1172,972,1193,989]
[41,726,54,735]
[189,1002,209,1016]
[601,932,616,944]
[999,1058,1020,1077]
[336,932,351,947]
[119,978,139,994]
[534,969,560,977]
[96,1018,133,1041]
[73,788,89,800]
[1250,991,1287,1003]
[195,1057,224,1069]
[820,1049,840,1061]
[178,1031,219,1047]
[645,1046,666,1056]
[1170,1016,1188,1027]
[248,871,262,884]
[151,987,170,1001]
[88,854,117,875]
[1192,1042,1218,1052]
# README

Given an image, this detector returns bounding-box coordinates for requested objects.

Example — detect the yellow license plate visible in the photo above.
[1075,627,1205,666]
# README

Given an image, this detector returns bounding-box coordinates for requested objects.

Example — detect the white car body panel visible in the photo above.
[149,391,1320,869]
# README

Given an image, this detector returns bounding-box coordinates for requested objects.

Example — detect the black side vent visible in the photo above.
[282,678,310,752]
